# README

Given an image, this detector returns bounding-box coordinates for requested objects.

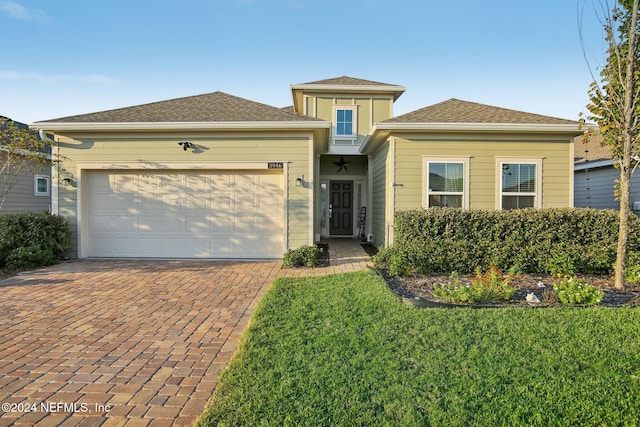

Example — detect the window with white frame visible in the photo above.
[34,175,50,196]
[423,157,470,209]
[499,160,541,209]
[332,106,357,143]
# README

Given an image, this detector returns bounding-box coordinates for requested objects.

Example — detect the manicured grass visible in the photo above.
[196,270,640,426]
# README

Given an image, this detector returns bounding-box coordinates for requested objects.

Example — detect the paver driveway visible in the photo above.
[0,260,280,427]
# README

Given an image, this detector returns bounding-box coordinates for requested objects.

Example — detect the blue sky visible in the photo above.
[1,0,608,124]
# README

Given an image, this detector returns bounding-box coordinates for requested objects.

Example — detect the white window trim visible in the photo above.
[332,105,358,143]
[422,156,470,209]
[34,174,50,197]
[495,157,543,209]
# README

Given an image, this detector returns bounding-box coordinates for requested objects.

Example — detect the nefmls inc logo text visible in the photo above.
[41,402,90,413]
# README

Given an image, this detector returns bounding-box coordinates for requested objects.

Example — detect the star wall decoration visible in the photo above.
[333,156,350,173]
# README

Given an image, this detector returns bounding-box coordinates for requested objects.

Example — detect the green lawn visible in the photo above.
[196,270,640,426]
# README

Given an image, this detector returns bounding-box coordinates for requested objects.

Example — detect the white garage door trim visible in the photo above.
[77,162,289,259]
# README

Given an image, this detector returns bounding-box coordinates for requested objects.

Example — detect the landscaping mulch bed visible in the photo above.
[384,272,640,307]
[360,243,378,256]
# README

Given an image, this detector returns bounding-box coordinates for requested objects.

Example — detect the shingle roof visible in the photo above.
[384,98,578,125]
[299,76,399,87]
[37,91,323,123]
[574,132,612,164]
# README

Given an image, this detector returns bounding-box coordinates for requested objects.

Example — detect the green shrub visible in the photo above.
[5,245,56,270]
[433,266,515,303]
[372,246,392,270]
[0,211,70,270]
[432,272,476,303]
[553,277,604,306]
[621,251,640,284]
[283,245,320,267]
[382,207,640,276]
[372,246,413,276]
[470,265,515,302]
[547,243,577,277]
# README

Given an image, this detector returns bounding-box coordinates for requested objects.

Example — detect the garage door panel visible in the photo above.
[212,195,232,214]
[113,216,136,231]
[161,217,184,233]
[90,238,112,257]
[186,220,209,234]
[87,170,284,258]
[210,216,232,233]
[138,239,164,256]
[113,194,136,211]
[89,195,112,211]
[90,215,115,231]
[185,194,209,212]
[137,216,160,232]
[113,174,137,192]
[111,238,140,256]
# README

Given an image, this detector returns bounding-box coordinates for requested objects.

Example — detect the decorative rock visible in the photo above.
[526,293,541,303]
[537,281,546,288]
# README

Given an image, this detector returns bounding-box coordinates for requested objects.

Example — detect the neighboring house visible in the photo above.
[32,76,582,259]
[574,133,640,210]
[0,116,51,214]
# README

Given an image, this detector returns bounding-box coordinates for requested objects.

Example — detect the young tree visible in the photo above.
[586,0,640,289]
[0,117,54,212]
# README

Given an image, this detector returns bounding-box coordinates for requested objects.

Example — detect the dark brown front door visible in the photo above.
[330,180,353,235]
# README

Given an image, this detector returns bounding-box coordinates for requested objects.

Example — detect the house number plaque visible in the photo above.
[267,162,284,169]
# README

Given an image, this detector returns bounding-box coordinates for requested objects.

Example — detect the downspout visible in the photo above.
[569,138,575,207]
[388,137,396,246]
[39,129,58,214]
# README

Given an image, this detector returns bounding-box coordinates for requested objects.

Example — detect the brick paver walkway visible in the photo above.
[0,260,280,427]
[0,240,373,426]
[278,238,373,278]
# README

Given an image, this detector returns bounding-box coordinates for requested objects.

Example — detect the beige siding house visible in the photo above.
[33,76,582,258]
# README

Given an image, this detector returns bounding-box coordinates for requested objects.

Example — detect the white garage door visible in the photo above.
[86,170,284,258]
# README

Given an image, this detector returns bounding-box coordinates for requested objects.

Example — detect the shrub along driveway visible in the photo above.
[0,259,280,427]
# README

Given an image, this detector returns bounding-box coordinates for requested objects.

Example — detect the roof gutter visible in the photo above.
[372,122,582,133]
[290,84,406,101]
[290,83,406,92]
[30,121,331,132]
[360,122,583,153]
[575,159,614,170]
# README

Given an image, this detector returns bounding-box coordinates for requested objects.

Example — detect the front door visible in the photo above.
[330,180,353,235]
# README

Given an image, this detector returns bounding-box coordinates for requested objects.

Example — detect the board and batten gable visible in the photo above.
[53,131,314,257]
[303,94,394,147]
[392,133,575,211]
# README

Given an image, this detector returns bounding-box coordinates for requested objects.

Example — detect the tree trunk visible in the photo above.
[614,0,639,290]
[615,159,631,289]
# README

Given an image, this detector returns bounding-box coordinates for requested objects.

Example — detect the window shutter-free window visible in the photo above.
[423,158,469,209]
[336,109,353,136]
[500,162,540,209]
[332,106,358,144]
[34,175,50,196]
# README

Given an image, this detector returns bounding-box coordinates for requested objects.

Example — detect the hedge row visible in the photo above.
[0,211,71,270]
[374,207,640,276]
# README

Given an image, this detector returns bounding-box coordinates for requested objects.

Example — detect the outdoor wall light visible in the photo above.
[61,176,74,186]
[296,175,304,187]
[178,141,193,151]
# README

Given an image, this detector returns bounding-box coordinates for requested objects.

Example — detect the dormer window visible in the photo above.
[332,106,358,144]
[336,109,353,136]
